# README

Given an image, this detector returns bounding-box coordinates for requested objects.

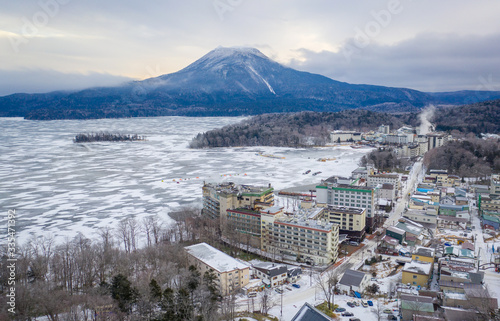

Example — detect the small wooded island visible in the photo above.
[73,132,146,143]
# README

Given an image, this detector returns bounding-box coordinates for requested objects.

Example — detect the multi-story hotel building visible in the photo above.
[316,181,376,230]
[225,206,284,248]
[202,182,274,220]
[322,205,366,241]
[264,215,339,265]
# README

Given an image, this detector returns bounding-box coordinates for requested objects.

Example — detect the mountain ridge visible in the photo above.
[1,46,500,120]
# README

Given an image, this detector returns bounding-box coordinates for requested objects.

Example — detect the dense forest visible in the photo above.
[0,210,269,321]
[424,137,500,178]
[189,110,420,148]
[433,99,500,134]
[74,132,146,143]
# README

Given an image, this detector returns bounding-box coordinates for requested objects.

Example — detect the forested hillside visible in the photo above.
[189,110,419,148]
[433,99,500,134]
[189,99,500,148]
[0,210,253,320]
[424,138,500,178]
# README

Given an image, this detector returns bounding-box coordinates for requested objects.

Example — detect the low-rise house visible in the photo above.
[482,214,500,230]
[291,302,331,321]
[442,307,480,321]
[440,196,455,205]
[337,269,370,295]
[386,226,406,244]
[438,257,476,273]
[252,262,288,288]
[442,291,469,308]
[402,260,433,287]
[455,196,468,206]
[287,266,302,283]
[469,184,489,195]
[378,235,399,255]
[398,221,425,247]
[400,294,436,321]
[464,288,499,312]
[438,280,484,293]
[412,246,435,264]
[437,215,468,228]
[185,242,250,295]
[439,204,469,217]
[443,287,498,311]
[443,246,474,260]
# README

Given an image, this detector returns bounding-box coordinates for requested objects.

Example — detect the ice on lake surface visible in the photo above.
[0,116,372,244]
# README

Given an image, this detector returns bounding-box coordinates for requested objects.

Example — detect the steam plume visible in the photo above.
[419,105,435,135]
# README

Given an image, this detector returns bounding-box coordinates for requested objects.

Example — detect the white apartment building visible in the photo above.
[367,173,400,190]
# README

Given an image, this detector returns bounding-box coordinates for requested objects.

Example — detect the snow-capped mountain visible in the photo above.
[1,46,500,119]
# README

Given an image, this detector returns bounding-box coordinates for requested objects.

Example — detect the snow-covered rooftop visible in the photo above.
[403,260,432,275]
[185,242,250,273]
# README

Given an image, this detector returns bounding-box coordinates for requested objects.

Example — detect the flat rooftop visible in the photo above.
[325,205,366,215]
[204,182,273,196]
[403,260,432,275]
[185,242,249,273]
[275,217,334,232]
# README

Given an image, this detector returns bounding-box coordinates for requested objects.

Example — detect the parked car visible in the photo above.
[292,284,301,288]
[342,312,354,316]
[247,292,257,298]
[361,301,368,307]
[275,288,283,294]
[349,318,361,321]
[312,171,322,176]
[383,308,393,314]
[335,307,346,312]
[303,170,311,175]
[349,241,359,246]
[347,302,355,308]
[367,300,373,306]
[387,314,397,320]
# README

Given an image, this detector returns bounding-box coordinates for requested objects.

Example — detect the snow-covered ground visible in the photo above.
[0,116,373,244]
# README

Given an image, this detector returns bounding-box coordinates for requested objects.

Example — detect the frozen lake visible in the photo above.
[0,116,372,244]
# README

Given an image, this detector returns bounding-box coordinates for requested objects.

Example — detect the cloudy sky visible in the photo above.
[1,0,500,96]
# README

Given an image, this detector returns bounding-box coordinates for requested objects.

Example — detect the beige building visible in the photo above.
[491,174,500,195]
[402,260,433,287]
[185,242,250,296]
[264,216,339,265]
[322,205,366,241]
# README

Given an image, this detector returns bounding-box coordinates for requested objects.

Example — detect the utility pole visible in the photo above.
[280,283,283,319]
